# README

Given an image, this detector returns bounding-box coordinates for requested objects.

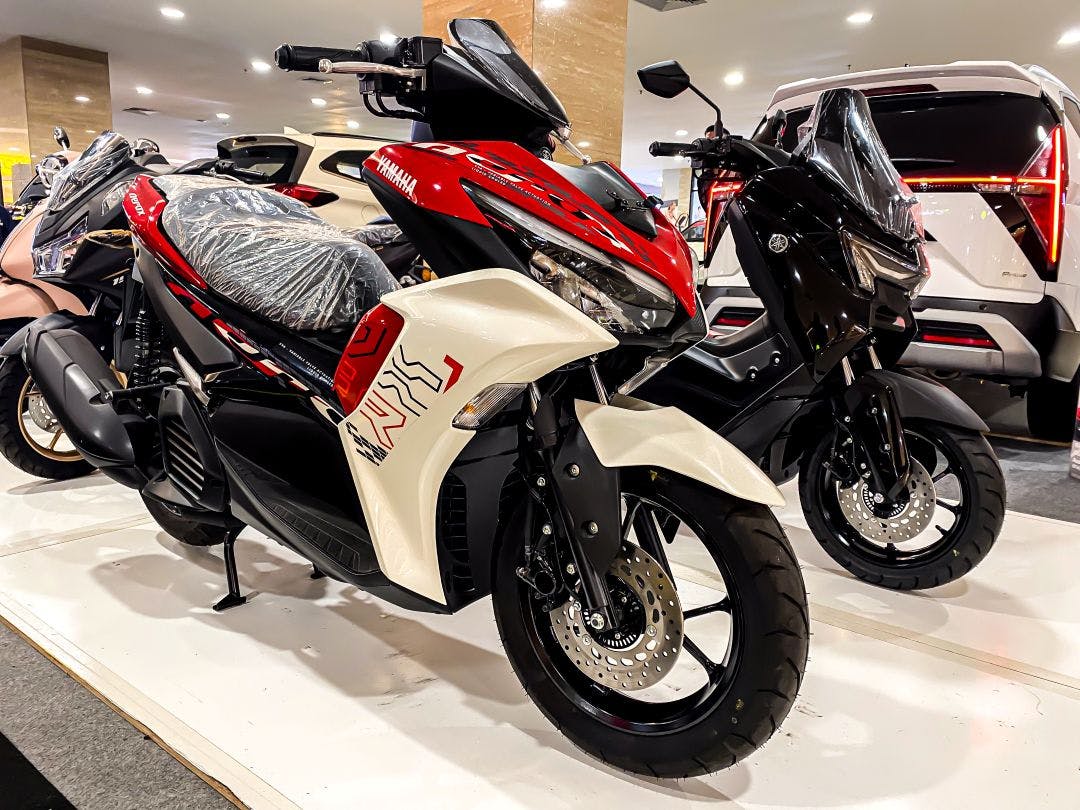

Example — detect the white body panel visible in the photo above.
[575,397,785,508]
[338,269,617,604]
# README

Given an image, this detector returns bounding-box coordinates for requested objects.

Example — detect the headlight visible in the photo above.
[32,218,88,278]
[466,185,677,334]
[842,230,930,299]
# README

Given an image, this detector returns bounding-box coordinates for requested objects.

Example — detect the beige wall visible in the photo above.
[422,1,627,165]
[0,36,111,205]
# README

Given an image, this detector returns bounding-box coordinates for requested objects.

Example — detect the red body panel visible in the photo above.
[123,175,207,290]
[364,142,697,316]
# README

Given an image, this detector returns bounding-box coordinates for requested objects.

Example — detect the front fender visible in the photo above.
[575,396,785,508]
[865,368,988,434]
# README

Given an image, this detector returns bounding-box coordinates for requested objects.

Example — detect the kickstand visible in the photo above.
[310,565,327,580]
[213,529,247,612]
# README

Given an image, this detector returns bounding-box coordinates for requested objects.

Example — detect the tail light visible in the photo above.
[334,304,404,414]
[903,124,1068,275]
[1015,124,1067,266]
[271,182,339,208]
[702,175,744,251]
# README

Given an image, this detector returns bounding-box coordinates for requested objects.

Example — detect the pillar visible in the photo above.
[0,37,111,204]
[422,1,627,165]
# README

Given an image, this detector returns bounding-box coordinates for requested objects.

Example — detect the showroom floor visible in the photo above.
[0,438,1077,809]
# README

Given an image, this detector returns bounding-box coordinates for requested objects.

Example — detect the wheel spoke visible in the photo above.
[620,498,641,544]
[937,499,961,514]
[932,466,954,484]
[935,524,950,538]
[48,430,62,450]
[682,635,719,676]
[633,505,674,579]
[683,598,730,620]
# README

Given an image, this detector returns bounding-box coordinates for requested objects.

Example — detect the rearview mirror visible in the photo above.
[53,126,70,150]
[637,61,691,99]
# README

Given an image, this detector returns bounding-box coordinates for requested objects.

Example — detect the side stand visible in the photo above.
[213,529,247,612]
[310,565,327,580]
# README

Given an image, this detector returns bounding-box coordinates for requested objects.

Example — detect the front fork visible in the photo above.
[523,379,622,631]
[832,346,912,501]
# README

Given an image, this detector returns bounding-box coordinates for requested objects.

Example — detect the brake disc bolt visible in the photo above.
[565,563,576,575]
[541,524,552,536]
[587,613,606,630]
[646,625,656,637]
[566,464,580,478]
[536,476,546,487]
[585,521,599,536]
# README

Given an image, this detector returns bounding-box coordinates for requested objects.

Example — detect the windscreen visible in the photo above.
[47,131,131,211]
[448,18,570,129]
[798,88,921,243]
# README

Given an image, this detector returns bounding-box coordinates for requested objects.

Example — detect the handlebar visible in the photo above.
[274,43,368,72]
[649,141,696,158]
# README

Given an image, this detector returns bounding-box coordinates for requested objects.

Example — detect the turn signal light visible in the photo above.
[453,384,527,429]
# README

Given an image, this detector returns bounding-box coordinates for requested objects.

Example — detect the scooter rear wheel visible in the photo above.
[492,467,808,777]
[0,357,93,480]
[800,421,1004,590]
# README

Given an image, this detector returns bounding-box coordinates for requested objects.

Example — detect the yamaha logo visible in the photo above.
[768,234,790,254]
[375,154,418,201]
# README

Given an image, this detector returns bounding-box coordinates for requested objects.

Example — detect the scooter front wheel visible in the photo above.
[800,422,1005,590]
[0,357,93,480]
[492,468,808,777]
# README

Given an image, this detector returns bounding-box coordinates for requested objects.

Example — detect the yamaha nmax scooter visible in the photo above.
[636,61,1005,591]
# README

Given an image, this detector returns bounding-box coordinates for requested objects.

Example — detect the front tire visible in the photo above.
[800,422,1005,590]
[142,496,227,546]
[492,468,808,777]
[0,357,93,480]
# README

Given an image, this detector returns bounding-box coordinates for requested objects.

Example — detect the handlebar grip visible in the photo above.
[649,141,694,157]
[274,44,368,72]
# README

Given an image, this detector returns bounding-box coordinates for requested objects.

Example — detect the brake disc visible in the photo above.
[549,543,683,692]
[24,386,60,432]
[837,458,936,543]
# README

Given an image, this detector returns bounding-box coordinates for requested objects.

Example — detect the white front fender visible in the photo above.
[575,396,785,508]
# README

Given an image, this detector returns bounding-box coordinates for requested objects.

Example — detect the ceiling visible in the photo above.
[1,0,1079,187]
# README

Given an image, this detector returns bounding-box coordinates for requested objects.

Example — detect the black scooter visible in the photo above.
[636,62,1005,590]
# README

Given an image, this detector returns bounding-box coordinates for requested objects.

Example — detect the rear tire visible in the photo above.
[142,496,227,546]
[0,357,93,480]
[492,468,808,777]
[1026,375,1079,442]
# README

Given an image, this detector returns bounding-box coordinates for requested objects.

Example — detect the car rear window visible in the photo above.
[216,138,299,184]
[778,91,1059,176]
[319,150,375,182]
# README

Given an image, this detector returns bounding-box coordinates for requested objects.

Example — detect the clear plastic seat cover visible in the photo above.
[155,175,398,332]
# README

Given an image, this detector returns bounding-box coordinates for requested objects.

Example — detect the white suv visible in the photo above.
[706,62,1080,439]
[216,128,395,228]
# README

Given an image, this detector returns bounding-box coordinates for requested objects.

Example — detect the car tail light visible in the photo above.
[271,182,339,208]
[914,322,999,350]
[333,304,404,414]
[1015,125,1067,266]
[902,124,1068,273]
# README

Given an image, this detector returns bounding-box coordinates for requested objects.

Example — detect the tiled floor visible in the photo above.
[0,462,1076,809]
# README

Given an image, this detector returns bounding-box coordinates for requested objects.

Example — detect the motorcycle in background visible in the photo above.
[18,20,808,776]
[636,61,1005,591]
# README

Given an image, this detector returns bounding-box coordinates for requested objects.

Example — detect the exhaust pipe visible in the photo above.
[23,322,149,488]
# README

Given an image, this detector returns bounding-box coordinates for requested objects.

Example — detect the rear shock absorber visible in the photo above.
[130,306,165,388]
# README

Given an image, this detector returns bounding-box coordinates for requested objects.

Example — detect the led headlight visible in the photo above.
[32,218,88,278]
[842,230,930,299]
[466,185,677,334]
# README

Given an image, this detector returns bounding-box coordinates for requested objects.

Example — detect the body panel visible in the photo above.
[338,269,617,603]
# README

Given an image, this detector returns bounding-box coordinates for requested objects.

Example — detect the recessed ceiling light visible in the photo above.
[1059,28,1080,46]
[675,129,688,137]
[379,32,397,44]
[541,0,567,8]
[215,112,230,120]
[723,70,744,86]
[86,129,96,134]
[346,120,360,129]
[577,140,591,147]
[135,85,153,95]
[846,10,873,25]
[311,97,327,107]
[160,6,185,20]
[74,95,90,103]
[7,146,18,152]
[250,59,271,73]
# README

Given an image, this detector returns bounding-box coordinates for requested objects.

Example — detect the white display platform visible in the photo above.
[1,463,1077,809]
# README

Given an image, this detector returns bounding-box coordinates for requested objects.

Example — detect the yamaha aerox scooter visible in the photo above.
[636,61,1005,591]
[18,20,807,776]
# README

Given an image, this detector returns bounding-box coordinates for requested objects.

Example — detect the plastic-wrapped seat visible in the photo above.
[155,175,398,332]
